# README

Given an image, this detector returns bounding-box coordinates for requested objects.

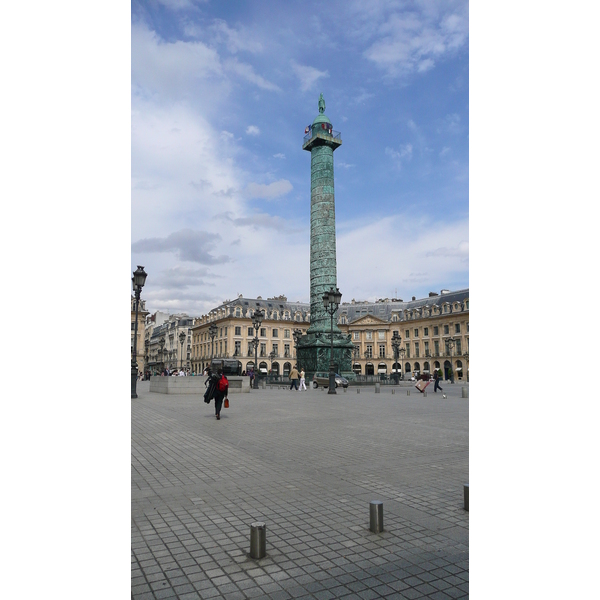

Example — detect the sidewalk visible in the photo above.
[132,381,469,599]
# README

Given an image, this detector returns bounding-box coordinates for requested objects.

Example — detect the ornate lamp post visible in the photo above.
[447,337,456,383]
[463,352,469,382]
[292,328,302,370]
[391,331,401,385]
[209,323,217,365]
[398,347,406,380]
[322,286,342,395]
[269,349,276,378]
[144,339,149,379]
[251,309,264,389]
[179,331,186,371]
[131,266,148,399]
[159,336,165,373]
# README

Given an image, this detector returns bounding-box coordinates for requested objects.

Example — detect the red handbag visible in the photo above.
[224,398,230,408]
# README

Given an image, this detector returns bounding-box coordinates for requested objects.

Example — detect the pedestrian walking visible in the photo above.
[289,365,299,390]
[299,369,306,391]
[434,370,443,393]
[213,368,228,420]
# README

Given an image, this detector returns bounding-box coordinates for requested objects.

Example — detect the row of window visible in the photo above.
[354,338,466,359]
[350,323,467,341]
[195,326,298,342]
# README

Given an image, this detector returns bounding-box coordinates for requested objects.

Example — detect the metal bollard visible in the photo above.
[392,388,395,395]
[343,386,347,393]
[375,383,380,394]
[369,501,384,533]
[464,484,469,511]
[462,387,468,398]
[423,391,427,397]
[250,522,266,559]
[407,390,410,396]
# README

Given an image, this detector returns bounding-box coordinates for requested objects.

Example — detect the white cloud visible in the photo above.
[362,3,468,79]
[273,153,286,159]
[246,125,260,136]
[291,61,329,92]
[244,179,293,200]
[210,19,263,54]
[385,143,413,167]
[223,58,280,91]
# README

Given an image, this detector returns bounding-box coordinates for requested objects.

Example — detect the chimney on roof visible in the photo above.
[441,289,450,294]
[412,296,416,301]
[428,292,438,297]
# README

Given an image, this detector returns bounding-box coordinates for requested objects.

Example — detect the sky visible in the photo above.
[131,0,469,316]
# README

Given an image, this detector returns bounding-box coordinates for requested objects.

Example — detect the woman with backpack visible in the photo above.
[213,368,229,420]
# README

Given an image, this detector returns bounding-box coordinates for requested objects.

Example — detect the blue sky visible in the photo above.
[131,0,469,315]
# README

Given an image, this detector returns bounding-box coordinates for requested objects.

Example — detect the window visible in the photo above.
[424,327,429,336]
[455,323,460,334]
[424,341,429,355]
[434,341,439,356]
[248,327,253,336]
[235,326,241,336]
[284,329,290,338]
[234,341,241,356]
[444,325,449,335]
[219,328,223,337]
[284,344,290,357]
[260,343,266,356]
[366,331,373,340]
[272,329,278,338]
[353,331,360,340]
[224,327,227,335]
[235,307,241,317]
[131,322,135,330]
[378,331,385,340]
[456,340,462,354]
[433,326,439,336]
[365,345,373,358]
[247,343,254,356]
[414,342,420,357]
[405,342,410,358]
[260,328,266,337]
[379,344,385,358]
[224,341,227,354]
[467,322,469,332]
[219,341,223,354]
[405,329,410,338]
[414,328,419,337]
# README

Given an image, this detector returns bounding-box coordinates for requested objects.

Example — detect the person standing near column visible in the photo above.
[434,370,443,393]
[299,369,307,391]
[289,365,299,390]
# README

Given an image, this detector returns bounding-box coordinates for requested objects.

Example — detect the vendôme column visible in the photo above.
[297,94,353,378]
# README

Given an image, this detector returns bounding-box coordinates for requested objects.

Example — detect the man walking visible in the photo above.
[289,365,299,390]
[434,370,443,393]
[299,369,306,391]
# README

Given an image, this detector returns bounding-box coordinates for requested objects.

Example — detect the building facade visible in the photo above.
[131,296,149,374]
[191,296,310,376]
[146,314,194,374]
[190,289,469,381]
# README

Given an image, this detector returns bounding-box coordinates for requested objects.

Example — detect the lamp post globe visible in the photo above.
[131,266,147,399]
[322,287,342,395]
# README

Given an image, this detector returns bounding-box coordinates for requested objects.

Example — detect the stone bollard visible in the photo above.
[464,484,469,511]
[392,388,395,395]
[423,391,427,397]
[250,522,266,559]
[375,383,380,394]
[407,390,410,396]
[462,387,468,398]
[369,501,384,533]
[357,388,360,394]
[343,386,347,393]
[261,380,266,390]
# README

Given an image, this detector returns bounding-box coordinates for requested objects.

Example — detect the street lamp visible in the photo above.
[144,339,149,380]
[159,336,165,373]
[179,331,186,371]
[292,328,302,370]
[322,286,342,395]
[463,352,469,382]
[269,349,276,378]
[391,331,401,385]
[251,308,264,389]
[447,337,456,383]
[131,266,148,399]
[398,347,406,380]
[209,323,217,366]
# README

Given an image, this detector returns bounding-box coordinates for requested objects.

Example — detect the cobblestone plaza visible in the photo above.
[132,382,468,599]
[131,382,469,599]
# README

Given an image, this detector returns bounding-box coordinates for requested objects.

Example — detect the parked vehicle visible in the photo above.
[312,372,349,389]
